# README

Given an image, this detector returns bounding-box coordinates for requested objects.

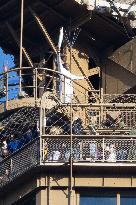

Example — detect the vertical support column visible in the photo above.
[75,193,80,205]
[39,105,43,165]
[100,88,104,128]
[64,76,66,103]
[33,67,38,104]
[33,68,36,100]
[102,138,105,162]
[19,0,24,92]
[6,71,8,110]
[35,68,38,103]
[70,43,73,205]
[36,190,47,205]
[43,108,45,135]
[47,176,51,205]
[70,103,73,185]
[117,193,120,205]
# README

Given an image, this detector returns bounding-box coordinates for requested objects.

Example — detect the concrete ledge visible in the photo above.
[0,98,40,113]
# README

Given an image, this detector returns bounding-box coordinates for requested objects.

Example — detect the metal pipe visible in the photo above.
[41,135,136,140]
[39,106,43,165]
[70,45,73,205]
[6,71,8,110]
[47,176,51,205]
[19,0,24,92]
[33,68,36,100]
[35,68,38,103]
[29,7,57,55]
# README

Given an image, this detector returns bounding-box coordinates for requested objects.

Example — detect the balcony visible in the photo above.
[41,135,136,165]
[0,135,136,189]
[0,67,136,189]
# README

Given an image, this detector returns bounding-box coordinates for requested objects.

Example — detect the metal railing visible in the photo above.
[40,104,136,136]
[0,67,97,109]
[103,94,136,103]
[0,138,40,188]
[1,135,136,189]
[41,136,136,163]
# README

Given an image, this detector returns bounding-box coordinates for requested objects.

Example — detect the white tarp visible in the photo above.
[57,27,84,103]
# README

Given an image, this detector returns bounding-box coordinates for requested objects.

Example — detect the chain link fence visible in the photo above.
[0,138,40,188]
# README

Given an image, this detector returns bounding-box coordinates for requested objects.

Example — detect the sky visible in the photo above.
[0,48,19,102]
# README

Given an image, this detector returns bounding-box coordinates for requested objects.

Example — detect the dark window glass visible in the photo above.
[80,195,116,205]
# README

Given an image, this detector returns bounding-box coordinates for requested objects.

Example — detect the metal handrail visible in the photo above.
[41,136,136,163]
[0,67,95,110]
[0,138,40,188]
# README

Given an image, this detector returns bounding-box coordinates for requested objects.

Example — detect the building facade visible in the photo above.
[0,0,136,205]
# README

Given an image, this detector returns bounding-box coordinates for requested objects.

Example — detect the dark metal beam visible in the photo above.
[0,0,16,12]
[39,1,66,22]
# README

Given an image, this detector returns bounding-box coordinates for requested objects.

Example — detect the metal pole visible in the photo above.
[102,138,105,162]
[6,71,8,110]
[33,68,36,100]
[70,45,73,205]
[35,68,38,103]
[19,0,24,92]
[39,106,42,165]
[29,7,57,55]
[117,193,120,205]
[100,88,104,128]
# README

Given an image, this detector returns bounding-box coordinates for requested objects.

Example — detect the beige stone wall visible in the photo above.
[66,47,90,104]
[2,174,136,205]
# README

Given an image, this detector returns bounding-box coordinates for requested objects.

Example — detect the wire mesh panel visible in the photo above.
[103,94,136,103]
[1,107,39,138]
[0,139,40,188]
[104,109,136,130]
[41,138,71,162]
[41,137,136,163]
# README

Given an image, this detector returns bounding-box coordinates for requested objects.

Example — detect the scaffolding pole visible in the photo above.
[19,0,24,92]
[70,44,73,205]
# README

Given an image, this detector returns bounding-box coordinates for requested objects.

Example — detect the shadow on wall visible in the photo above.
[102,59,136,94]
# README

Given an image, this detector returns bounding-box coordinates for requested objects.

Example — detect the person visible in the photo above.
[89,140,97,161]
[105,144,110,160]
[107,144,116,162]
[8,134,20,154]
[52,150,60,161]
[89,112,98,134]
[0,143,3,162]
[22,129,33,144]
[72,117,83,135]
[1,138,9,157]
[97,143,103,161]
[116,141,127,161]
[73,142,80,161]
[0,169,10,183]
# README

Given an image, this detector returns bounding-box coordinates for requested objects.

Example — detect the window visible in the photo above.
[80,194,116,205]
[80,190,136,205]
[121,195,136,205]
